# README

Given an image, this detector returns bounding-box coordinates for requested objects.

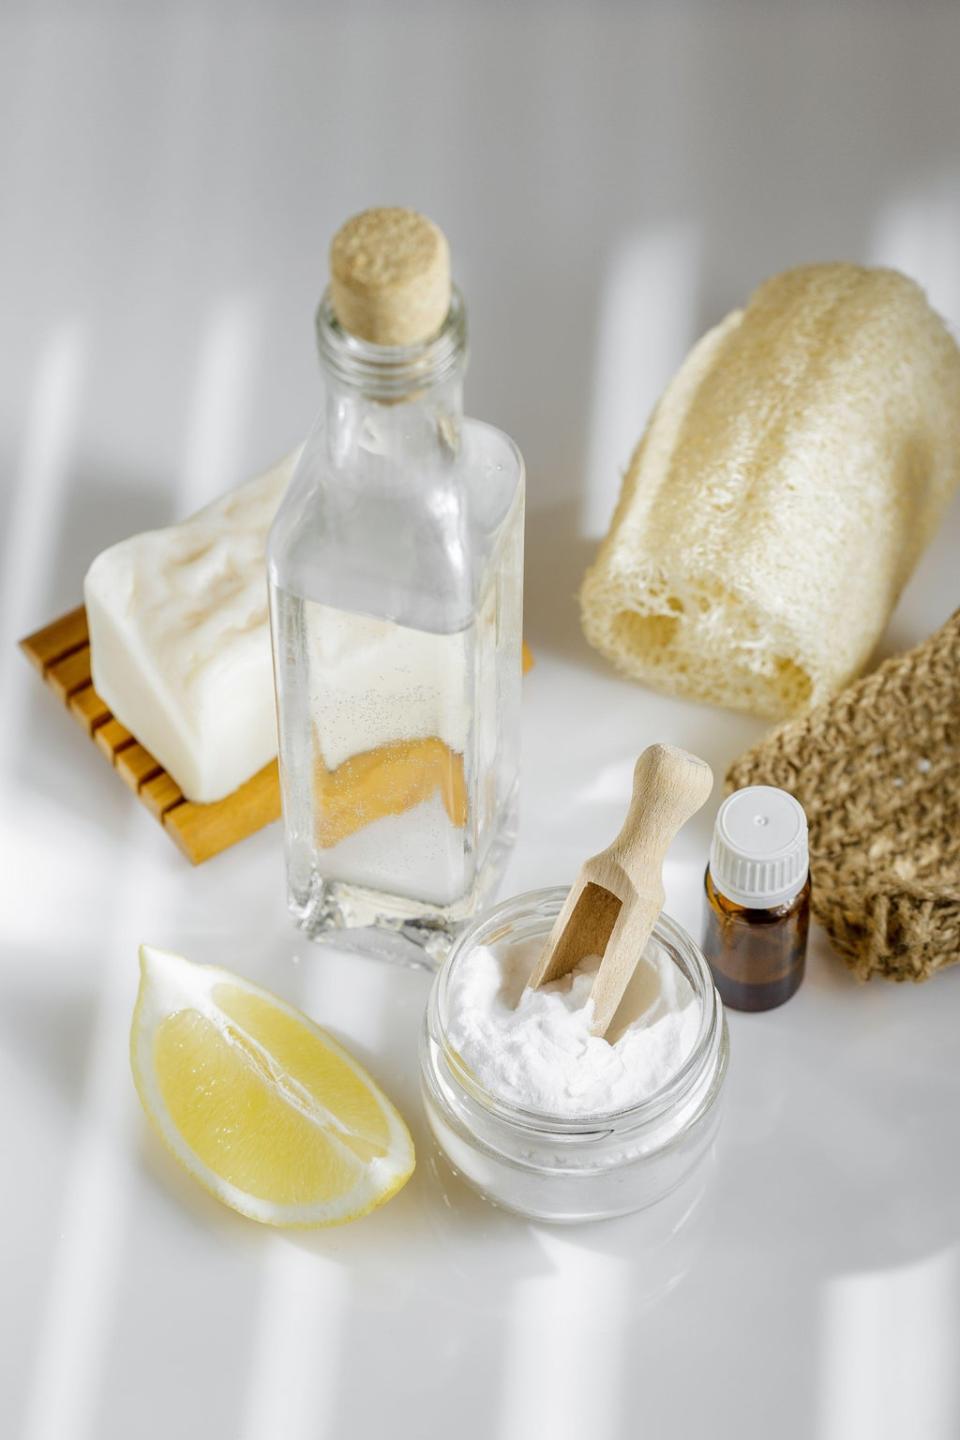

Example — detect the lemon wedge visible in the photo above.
[131,945,415,1226]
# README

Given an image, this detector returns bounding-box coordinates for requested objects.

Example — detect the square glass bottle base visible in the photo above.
[292,880,472,968]
[287,799,518,969]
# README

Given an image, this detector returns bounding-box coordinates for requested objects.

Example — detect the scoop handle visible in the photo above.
[588,744,713,1036]
[606,744,714,884]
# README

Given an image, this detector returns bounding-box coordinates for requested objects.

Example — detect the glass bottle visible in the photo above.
[267,209,524,959]
[701,786,810,1011]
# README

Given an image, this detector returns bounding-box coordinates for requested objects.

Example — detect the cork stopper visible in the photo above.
[329,207,451,347]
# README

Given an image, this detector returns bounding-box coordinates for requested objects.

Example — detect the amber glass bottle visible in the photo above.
[702,787,810,1013]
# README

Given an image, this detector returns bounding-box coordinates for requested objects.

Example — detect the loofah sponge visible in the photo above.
[581,264,960,718]
[726,610,960,982]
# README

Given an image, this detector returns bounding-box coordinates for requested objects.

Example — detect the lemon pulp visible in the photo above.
[132,947,415,1226]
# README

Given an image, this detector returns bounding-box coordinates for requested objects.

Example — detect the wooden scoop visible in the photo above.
[527,744,714,1038]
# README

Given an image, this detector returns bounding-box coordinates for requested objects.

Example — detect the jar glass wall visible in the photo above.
[420,886,729,1224]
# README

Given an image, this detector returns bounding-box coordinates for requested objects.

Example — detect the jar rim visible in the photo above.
[429,885,724,1136]
[315,285,467,397]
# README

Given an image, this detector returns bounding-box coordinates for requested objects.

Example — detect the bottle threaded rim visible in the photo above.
[315,285,467,399]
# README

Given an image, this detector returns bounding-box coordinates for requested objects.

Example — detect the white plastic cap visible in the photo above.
[709,786,809,909]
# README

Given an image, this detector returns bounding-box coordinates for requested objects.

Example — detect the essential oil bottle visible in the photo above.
[702,786,810,1012]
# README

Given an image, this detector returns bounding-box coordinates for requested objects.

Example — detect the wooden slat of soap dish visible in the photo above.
[18,605,280,865]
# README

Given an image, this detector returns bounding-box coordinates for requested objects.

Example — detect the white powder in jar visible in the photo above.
[445,935,701,1118]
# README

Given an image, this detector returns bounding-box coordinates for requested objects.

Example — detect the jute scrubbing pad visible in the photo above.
[581,264,960,718]
[726,610,960,982]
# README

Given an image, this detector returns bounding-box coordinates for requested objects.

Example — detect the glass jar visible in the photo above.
[268,285,525,959]
[420,886,729,1224]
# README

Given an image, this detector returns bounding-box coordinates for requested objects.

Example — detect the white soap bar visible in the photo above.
[84,451,298,803]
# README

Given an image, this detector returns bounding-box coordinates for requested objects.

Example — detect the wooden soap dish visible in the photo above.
[20,607,535,867]
[18,605,280,865]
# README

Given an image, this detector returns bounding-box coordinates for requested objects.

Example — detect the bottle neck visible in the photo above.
[315,287,466,466]
[705,862,809,918]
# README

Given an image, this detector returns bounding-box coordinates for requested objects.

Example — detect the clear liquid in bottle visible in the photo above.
[270,469,523,953]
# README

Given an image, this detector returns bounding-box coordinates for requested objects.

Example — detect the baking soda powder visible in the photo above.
[445,935,700,1117]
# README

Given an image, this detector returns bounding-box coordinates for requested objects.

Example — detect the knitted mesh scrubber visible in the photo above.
[726,610,960,982]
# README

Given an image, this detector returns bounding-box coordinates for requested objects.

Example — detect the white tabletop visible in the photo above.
[3,5,960,1439]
